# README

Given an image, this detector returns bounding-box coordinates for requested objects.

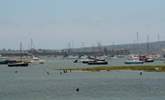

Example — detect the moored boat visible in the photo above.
[81,58,95,64]
[8,61,29,67]
[30,56,45,64]
[88,60,108,65]
[8,42,29,67]
[0,59,17,64]
[124,59,144,64]
[139,55,154,63]
[87,58,108,65]
[145,58,154,62]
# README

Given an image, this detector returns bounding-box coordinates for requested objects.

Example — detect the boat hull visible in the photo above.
[8,62,29,67]
[0,60,17,64]
[88,61,108,65]
[124,61,144,64]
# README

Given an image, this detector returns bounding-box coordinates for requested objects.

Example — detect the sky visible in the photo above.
[0,0,165,49]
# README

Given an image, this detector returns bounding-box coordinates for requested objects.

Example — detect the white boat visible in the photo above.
[125,59,144,64]
[96,55,108,61]
[125,54,144,64]
[127,54,139,60]
[79,58,95,63]
[30,56,45,64]
[0,55,7,59]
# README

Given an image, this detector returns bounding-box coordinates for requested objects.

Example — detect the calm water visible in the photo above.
[0,57,165,100]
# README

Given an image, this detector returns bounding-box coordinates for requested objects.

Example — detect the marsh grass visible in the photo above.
[58,65,165,72]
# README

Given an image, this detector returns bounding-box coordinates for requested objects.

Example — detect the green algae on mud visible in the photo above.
[57,65,165,72]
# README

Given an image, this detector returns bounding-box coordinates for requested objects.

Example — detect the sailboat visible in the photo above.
[8,42,29,67]
[124,32,144,64]
[124,55,144,64]
[29,39,45,64]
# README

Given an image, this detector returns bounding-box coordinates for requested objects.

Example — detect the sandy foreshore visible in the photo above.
[56,65,165,72]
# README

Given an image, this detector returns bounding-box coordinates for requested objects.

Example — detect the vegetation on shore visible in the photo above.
[58,65,165,72]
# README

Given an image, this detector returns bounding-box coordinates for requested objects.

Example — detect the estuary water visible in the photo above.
[0,57,165,100]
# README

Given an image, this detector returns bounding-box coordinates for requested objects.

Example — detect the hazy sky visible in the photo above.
[0,0,165,49]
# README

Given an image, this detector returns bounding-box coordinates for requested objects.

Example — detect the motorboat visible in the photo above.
[0,59,17,64]
[30,56,45,64]
[80,58,95,64]
[8,61,29,67]
[139,55,154,63]
[88,60,108,65]
[125,59,144,64]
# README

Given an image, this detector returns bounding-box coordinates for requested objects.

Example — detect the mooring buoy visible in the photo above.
[76,88,79,92]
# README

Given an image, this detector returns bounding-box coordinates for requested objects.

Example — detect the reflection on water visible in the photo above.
[0,57,165,100]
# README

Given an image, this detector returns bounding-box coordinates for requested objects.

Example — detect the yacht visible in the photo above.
[124,59,144,64]
[30,56,45,64]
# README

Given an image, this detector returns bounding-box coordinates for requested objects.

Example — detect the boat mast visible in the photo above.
[30,38,35,51]
[157,33,160,54]
[30,38,33,50]
[157,33,160,42]
[20,42,23,61]
[136,32,139,54]
[146,35,150,54]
